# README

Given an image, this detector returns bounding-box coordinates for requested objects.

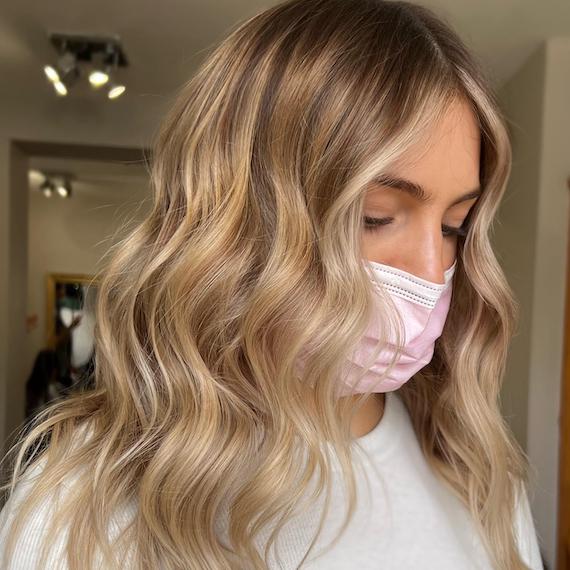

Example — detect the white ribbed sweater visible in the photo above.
[0,390,545,569]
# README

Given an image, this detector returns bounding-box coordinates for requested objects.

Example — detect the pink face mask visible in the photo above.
[336,259,457,396]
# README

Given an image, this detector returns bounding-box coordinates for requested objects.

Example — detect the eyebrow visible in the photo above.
[372,173,482,206]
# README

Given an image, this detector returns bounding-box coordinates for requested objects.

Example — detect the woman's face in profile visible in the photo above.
[360,97,482,284]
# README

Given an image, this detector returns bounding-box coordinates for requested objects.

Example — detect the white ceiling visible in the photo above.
[1,0,569,100]
[3,0,569,191]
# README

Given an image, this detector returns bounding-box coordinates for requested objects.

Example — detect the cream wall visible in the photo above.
[495,42,545,449]
[496,37,570,568]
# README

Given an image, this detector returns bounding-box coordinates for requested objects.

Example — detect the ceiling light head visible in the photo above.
[40,179,54,197]
[56,184,68,197]
[55,178,72,198]
[28,169,46,186]
[44,49,78,95]
[108,83,126,99]
[53,81,68,96]
[43,65,60,83]
[89,68,110,87]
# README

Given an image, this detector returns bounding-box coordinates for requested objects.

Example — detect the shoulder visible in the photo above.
[513,482,545,570]
[0,457,71,569]
[1,453,138,570]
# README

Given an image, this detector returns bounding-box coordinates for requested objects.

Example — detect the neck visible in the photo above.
[347,392,386,438]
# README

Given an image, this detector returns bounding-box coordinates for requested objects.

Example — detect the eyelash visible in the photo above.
[362,216,470,238]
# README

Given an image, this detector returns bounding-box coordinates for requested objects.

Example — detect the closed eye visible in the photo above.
[362,216,470,238]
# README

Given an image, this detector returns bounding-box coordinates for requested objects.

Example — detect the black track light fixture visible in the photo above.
[43,33,128,99]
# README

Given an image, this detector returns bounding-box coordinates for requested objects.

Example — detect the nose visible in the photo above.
[397,257,455,285]
[399,219,458,284]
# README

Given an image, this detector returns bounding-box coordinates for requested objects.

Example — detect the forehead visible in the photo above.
[370,99,481,199]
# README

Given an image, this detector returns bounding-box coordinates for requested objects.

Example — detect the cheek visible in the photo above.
[360,233,374,260]
[360,230,396,263]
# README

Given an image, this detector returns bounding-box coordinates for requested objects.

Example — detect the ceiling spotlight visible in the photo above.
[40,179,54,197]
[89,68,110,87]
[55,179,72,197]
[28,169,46,186]
[90,41,120,90]
[53,81,68,96]
[43,65,60,83]
[44,33,128,99]
[105,43,126,99]
[43,49,78,96]
[107,83,126,99]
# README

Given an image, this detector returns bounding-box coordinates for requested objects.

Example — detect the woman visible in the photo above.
[0,0,545,568]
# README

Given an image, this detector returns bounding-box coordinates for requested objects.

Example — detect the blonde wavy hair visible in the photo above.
[1,0,535,568]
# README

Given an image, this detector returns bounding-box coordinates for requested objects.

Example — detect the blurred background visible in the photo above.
[0,0,568,568]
